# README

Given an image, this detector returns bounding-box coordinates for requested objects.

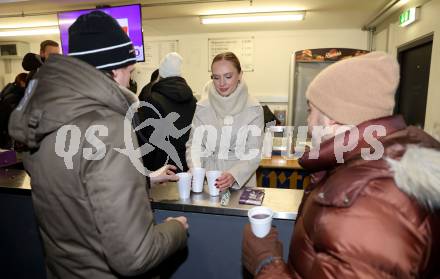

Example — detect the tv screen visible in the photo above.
[57,4,144,62]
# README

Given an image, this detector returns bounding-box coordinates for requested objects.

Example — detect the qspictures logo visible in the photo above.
[54,101,388,174]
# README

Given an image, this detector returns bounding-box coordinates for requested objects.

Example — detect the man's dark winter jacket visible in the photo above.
[0,82,25,148]
[138,76,196,172]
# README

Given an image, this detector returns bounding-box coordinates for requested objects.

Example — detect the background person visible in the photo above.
[21,40,59,86]
[22,52,43,86]
[139,68,159,100]
[242,51,440,278]
[186,52,264,190]
[128,78,137,94]
[39,39,60,61]
[0,72,27,149]
[9,11,188,278]
[137,52,197,172]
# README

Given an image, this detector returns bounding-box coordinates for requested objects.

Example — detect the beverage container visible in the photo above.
[206,170,222,196]
[261,128,273,159]
[248,206,273,238]
[176,172,192,199]
[191,167,206,193]
[281,126,295,160]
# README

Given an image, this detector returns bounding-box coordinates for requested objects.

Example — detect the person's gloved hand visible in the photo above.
[149,165,178,184]
[242,223,283,275]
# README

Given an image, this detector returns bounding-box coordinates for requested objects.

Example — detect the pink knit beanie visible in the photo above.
[306,51,400,125]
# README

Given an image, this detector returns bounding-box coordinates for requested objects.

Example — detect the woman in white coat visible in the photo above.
[186,52,264,191]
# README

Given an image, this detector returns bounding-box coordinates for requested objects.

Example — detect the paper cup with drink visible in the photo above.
[248,206,274,238]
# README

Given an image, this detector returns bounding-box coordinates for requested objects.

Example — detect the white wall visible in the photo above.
[1,29,367,114]
[137,29,368,112]
[374,0,440,138]
[0,59,23,88]
[0,60,5,88]
[374,28,389,52]
[0,40,59,89]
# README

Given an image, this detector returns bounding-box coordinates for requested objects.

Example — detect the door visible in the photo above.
[395,35,433,128]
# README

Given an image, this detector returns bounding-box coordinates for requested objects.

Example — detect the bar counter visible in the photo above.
[259,155,303,170]
[0,168,302,220]
[0,167,303,278]
[257,155,310,189]
[0,168,31,191]
[151,182,303,220]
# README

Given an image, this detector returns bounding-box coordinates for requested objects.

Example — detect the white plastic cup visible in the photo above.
[191,167,206,193]
[176,172,192,199]
[248,206,274,238]
[206,170,222,196]
[262,129,273,159]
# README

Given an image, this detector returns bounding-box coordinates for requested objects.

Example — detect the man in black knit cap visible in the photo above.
[9,11,188,278]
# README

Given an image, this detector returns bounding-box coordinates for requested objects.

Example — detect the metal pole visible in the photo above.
[366,27,376,51]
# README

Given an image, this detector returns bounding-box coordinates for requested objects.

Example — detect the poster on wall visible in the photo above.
[208,37,254,71]
[295,48,369,62]
[143,40,179,69]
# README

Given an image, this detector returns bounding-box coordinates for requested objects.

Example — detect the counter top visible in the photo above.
[0,168,31,192]
[0,150,19,168]
[150,182,303,220]
[0,169,303,220]
[259,155,303,170]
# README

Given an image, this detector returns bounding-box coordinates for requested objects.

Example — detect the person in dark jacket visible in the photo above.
[138,52,197,172]
[21,41,59,86]
[22,52,43,86]
[262,105,280,126]
[0,72,27,149]
[139,68,159,100]
[242,52,440,278]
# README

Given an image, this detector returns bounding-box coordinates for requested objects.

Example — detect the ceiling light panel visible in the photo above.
[201,12,305,24]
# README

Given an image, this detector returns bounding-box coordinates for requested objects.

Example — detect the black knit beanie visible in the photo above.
[68,11,137,71]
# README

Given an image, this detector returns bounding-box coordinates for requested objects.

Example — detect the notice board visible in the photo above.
[144,40,179,69]
[208,37,254,71]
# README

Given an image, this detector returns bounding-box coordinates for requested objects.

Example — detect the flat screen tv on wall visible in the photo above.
[57,4,144,62]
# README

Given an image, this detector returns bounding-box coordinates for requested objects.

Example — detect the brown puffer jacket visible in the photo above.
[257,115,440,278]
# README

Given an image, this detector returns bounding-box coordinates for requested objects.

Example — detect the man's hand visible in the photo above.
[149,165,178,184]
[242,224,283,275]
[166,216,189,230]
[216,172,236,191]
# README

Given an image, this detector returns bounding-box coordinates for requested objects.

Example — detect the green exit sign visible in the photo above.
[399,8,417,27]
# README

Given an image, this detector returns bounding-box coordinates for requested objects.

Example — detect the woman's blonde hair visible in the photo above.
[211,52,242,73]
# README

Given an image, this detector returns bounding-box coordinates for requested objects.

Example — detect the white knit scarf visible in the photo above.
[207,80,249,119]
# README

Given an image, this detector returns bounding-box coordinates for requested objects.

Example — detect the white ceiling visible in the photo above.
[0,0,391,40]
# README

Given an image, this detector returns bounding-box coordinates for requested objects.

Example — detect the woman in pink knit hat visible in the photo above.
[242,51,440,279]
